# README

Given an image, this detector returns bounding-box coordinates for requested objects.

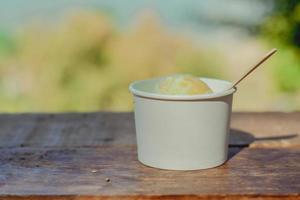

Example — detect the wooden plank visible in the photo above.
[0,147,299,198]
[0,112,299,148]
[1,195,299,200]
[231,112,300,147]
[0,112,135,147]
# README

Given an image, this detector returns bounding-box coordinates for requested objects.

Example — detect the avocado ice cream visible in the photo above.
[156,74,212,95]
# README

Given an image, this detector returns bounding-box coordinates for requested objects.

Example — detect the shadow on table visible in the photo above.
[228,128,298,160]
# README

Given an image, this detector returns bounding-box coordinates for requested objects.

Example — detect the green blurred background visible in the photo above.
[0,0,299,112]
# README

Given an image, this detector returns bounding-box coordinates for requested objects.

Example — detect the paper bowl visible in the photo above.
[129,77,236,170]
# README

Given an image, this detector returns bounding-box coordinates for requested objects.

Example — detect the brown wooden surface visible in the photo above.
[0,112,299,148]
[0,112,299,199]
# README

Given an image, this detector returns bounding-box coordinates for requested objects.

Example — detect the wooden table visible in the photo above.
[0,112,299,199]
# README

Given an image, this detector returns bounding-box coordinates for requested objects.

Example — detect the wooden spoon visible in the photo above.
[229,48,277,90]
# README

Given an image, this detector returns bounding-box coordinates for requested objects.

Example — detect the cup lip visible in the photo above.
[129,77,237,100]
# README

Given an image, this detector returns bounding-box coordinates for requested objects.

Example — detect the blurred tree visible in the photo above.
[0,11,220,112]
[261,0,300,92]
[0,31,15,58]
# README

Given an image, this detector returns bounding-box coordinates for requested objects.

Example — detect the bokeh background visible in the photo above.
[0,0,299,112]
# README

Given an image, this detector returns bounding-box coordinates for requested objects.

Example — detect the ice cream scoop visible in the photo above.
[156,48,277,95]
[156,74,212,95]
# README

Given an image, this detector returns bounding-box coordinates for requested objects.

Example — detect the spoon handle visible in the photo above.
[232,48,277,88]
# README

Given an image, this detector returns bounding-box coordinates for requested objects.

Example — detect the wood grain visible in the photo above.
[0,112,299,199]
[231,112,300,147]
[0,112,134,147]
[1,195,299,200]
[0,112,299,148]
[0,147,299,198]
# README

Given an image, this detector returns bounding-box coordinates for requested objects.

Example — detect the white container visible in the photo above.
[129,77,236,170]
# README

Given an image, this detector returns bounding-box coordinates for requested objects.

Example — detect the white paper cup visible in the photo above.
[129,77,236,170]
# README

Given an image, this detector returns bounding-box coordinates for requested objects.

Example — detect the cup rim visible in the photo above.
[129,77,237,100]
